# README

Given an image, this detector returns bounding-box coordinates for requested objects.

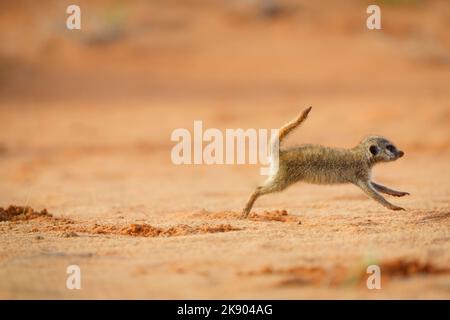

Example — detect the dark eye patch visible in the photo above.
[386,145,396,153]
[369,145,379,155]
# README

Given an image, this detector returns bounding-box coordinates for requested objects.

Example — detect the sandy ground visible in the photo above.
[0,0,449,299]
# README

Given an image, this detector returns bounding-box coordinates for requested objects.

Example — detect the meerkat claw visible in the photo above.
[395,192,410,197]
[240,211,249,219]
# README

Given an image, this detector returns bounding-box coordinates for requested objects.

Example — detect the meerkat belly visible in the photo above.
[281,146,357,185]
[301,165,350,184]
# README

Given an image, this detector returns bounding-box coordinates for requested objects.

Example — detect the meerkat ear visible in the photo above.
[369,145,379,156]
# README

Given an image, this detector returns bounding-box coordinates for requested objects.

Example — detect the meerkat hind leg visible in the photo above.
[241,178,285,218]
[357,181,405,211]
[371,182,409,197]
[241,187,263,218]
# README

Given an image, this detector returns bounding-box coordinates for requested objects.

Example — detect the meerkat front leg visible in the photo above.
[356,181,405,211]
[371,182,409,197]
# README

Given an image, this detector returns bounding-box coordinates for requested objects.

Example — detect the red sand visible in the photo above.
[0,0,449,299]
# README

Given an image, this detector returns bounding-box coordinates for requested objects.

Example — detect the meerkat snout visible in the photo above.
[241,107,410,218]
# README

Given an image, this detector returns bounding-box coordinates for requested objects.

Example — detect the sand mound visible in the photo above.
[88,223,240,237]
[43,222,241,238]
[249,210,300,223]
[0,205,52,222]
[187,210,241,220]
[2,206,241,238]
[379,259,450,278]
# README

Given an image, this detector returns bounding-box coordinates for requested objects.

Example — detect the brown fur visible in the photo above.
[242,107,409,218]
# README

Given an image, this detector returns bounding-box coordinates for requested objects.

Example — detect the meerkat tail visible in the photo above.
[270,106,312,155]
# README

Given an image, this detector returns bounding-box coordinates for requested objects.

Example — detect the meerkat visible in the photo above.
[241,107,409,218]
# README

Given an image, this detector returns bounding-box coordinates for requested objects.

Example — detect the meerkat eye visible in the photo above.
[386,145,396,153]
[369,145,379,155]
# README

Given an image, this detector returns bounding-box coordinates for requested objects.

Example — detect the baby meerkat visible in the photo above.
[242,107,409,218]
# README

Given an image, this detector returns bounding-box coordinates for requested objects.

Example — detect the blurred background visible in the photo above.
[0,0,449,100]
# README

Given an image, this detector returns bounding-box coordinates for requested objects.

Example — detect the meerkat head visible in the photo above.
[359,136,404,164]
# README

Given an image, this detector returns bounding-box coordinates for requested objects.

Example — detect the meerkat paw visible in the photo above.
[240,210,250,219]
[389,205,406,211]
